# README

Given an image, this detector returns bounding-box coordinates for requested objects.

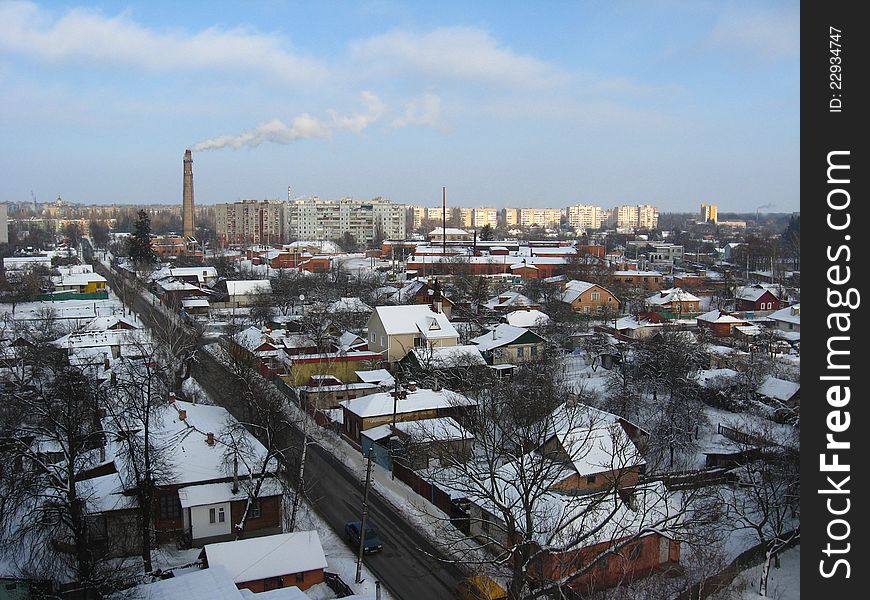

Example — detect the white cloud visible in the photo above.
[350,26,567,88]
[392,93,441,128]
[192,92,386,151]
[0,1,326,86]
[704,7,799,60]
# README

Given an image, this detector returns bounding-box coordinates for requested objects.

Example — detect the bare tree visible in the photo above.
[716,425,800,597]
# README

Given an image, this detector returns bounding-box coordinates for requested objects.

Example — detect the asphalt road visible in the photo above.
[91,252,466,600]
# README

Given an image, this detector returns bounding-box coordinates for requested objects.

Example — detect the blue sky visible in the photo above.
[0,1,799,212]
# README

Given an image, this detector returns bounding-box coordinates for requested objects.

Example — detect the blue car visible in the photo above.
[345,521,384,553]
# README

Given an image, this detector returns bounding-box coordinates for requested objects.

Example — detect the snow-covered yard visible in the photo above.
[710,545,800,600]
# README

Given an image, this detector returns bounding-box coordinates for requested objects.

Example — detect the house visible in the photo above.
[296,374,381,412]
[224,280,273,307]
[168,266,219,286]
[611,314,667,340]
[735,284,787,312]
[49,271,108,298]
[156,279,212,308]
[340,385,475,444]
[142,400,283,546]
[202,530,327,592]
[470,324,546,365]
[696,309,749,338]
[645,287,701,317]
[556,280,620,315]
[537,404,647,493]
[366,305,460,363]
[402,345,487,389]
[767,304,800,334]
[280,350,383,386]
[381,416,474,471]
[756,376,800,408]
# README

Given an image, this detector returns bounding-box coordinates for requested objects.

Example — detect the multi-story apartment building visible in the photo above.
[412,206,448,230]
[614,205,659,230]
[472,207,499,229]
[700,203,718,224]
[567,204,605,230]
[289,196,407,244]
[519,208,563,228]
[0,204,8,244]
[503,208,520,228]
[455,207,473,228]
[215,200,288,246]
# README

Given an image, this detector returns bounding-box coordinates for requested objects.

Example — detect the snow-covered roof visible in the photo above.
[484,291,536,310]
[410,344,486,368]
[233,326,264,351]
[238,587,311,600]
[393,416,473,443]
[182,298,210,308]
[134,565,242,600]
[226,280,272,296]
[170,266,218,280]
[547,404,646,478]
[58,272,107,286]
[82,315,140,331]
[429,227,470,235]
[178,477,283,509]
[768,304,800,325]
[736,284,782,302]
[356,369,395,385]
[613,270,663,277]
[78,471,137,514]
[697,309,745,324]
[328,297,372,313]
[340,387,474,418]
[504,309,550,328]
[757,376,800,402]
[204,531,327,584]
[372,305,459,340]
[646,287,700,306]
[471,324,538,352]
[694,368,739,388]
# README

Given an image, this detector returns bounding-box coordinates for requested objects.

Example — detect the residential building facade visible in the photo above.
[215,200,287,246]
[289,196,407,244]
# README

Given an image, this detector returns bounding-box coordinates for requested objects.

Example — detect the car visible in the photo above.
[345,521,384,553]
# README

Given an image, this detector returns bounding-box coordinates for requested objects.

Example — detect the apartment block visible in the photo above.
[614,204,659,230]
[700,203,718,224]
[519,207,563,228]
[215,200,288,246]
[289,197,407,244]
[472,207,499,229]
[567,204,605,230]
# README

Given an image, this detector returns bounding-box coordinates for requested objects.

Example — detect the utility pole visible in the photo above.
[355,448,374,584]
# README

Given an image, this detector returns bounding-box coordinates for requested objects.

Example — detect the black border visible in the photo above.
[801,3,867,597]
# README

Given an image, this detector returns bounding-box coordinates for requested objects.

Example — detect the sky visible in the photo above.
[0,0,800,212]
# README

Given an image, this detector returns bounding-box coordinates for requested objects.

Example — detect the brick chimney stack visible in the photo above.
[183,149,195,238]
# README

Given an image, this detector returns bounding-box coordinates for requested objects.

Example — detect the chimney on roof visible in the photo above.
[407,381,418,392]
[206,432,215,446]
[178,409,187,421]
[168,391,176,403]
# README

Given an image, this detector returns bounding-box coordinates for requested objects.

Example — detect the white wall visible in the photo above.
[190,502,232,541]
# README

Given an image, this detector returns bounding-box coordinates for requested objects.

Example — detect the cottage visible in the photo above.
[645,288,701,316]
[696,309,748,338]
[341,385,475,444]
[556,280,620,316]
[366,305,459,363]
[203,530,327,592]
[470,324,546,365]
[225,280,273,307]
[735,284,787,312]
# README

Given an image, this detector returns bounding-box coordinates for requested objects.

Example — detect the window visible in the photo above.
[295,573,305,583]
[218,507,225,523]
[531,346,538,357]
[158,495,181,520]
[591,292,600,301]
[250,499,262,519]
[586,475,597,484]
[516,347,524,358]
[209,508,216,524]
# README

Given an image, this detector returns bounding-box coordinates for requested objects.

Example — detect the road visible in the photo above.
[89,250,465,600]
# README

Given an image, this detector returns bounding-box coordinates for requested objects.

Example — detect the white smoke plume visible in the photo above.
[192,91,385,151]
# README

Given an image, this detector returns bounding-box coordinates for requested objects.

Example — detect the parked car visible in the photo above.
[345,521,383,553]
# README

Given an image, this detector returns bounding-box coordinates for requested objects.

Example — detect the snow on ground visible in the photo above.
[710,545,800,600]
[1,296,127,325]
[181,375,214,405]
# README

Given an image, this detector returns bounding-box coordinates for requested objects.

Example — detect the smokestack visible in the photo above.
[442,187,446,257]
[183,149,195,238]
